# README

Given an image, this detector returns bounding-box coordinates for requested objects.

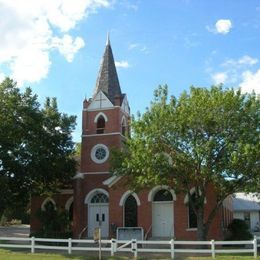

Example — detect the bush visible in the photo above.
[226,219,253,240]
[34,203,72,239]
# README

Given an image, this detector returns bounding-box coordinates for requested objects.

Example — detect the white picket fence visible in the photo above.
[0,236,259,259]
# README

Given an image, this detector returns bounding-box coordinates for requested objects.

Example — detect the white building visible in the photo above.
[232,193,260,232]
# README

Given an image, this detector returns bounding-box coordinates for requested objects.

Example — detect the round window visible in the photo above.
[91,144,109,164]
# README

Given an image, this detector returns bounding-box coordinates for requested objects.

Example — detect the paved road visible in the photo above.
[0,225,30,237]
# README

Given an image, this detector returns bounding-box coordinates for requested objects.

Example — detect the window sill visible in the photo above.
[186,228,197,231]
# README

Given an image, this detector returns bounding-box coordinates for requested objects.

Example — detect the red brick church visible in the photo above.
[31,37,232,240]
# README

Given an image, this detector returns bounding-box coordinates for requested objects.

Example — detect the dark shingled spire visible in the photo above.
[93,35,122,104]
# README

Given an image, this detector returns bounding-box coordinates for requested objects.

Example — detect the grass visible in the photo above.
[0,249,259,259]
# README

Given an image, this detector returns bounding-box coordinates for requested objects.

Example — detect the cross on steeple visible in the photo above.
[96,92,107,108]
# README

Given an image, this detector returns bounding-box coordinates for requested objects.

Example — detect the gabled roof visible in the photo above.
[93,36,122,105]
[232,192,260,211]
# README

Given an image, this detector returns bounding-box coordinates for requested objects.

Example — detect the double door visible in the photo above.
[88,204,109,237]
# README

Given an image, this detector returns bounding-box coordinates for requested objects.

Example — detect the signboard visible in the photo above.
[117,227,144,240]
[93,227,101,242]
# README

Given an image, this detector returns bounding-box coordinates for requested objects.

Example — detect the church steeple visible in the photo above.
[94,36,122,105]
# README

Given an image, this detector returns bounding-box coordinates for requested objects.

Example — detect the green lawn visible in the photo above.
[0,249,259,260]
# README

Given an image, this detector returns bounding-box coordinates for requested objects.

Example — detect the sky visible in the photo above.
[0,0,260,142]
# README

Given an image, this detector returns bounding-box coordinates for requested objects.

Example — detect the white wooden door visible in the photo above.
[152,202,173,237]
[88,204,109,237]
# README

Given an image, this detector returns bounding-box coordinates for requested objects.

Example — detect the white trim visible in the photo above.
[41,198,56,211]
[103,175,122,187]
[73,172,85,179]
[184,187,207,204]
[65,196,73,211]
[84,188,109,204]
[94,112,108,123]
[84,106,120,112]
[90,144,109,164]
[148,185,176,202]
[186,228,197,231]
[84,106,129,116]
[58,189,73,194]
[82,132,126,138]
[87,90,114,110]
[83,171,110,175]
[119,191,141,206]
[121,116,126,125]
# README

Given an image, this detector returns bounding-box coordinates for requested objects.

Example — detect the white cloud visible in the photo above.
[215,19,232,34]
[52,35,85,62]
[128,43,139,50]
[122,1,138,11]
[115,60,130,68]
[240,70,260,94]
[207,19,232,35]
[0,0,111,85]
[212,72,228,84]
[238,55,258,66]
[223,55,258,67]
[128,43,148,54]
[210,55,259,87]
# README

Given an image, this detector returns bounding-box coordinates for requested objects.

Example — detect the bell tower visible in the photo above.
[73,36,130,237]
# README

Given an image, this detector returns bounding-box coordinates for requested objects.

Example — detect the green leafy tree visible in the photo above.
[0,78,77,218]
[111,85,259,240]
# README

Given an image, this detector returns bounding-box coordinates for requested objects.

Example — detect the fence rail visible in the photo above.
[0,236,259,259]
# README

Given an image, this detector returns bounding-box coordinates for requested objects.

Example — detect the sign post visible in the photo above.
[94,227,101,260]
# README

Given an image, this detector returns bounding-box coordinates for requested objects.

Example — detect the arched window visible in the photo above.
[121,118,127,136]
[124,195,138,227]
[65,196,73,221]
[44,200,55,212]
[41,198,56,211]
[96,116,105,134]
[91,193,109,203]
[69,202,73,221]
[153,189,173,202]
[188,193,197,228]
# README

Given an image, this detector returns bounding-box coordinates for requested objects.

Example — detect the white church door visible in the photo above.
[152,189,174,237]
[88,192,109,238]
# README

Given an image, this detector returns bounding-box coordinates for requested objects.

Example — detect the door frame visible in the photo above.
[152,201,174,237]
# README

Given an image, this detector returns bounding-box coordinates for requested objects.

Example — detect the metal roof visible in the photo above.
[232,192,260,211]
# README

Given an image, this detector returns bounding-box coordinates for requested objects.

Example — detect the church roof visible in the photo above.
[93,36,122,104]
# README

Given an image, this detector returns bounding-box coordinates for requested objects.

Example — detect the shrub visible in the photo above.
[33,204,72,239]
[226,218,253,240]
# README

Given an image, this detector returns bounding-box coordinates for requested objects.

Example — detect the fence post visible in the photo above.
[111,238,116,256]
[131,239,137,258]
[68,238,72,254]
[31,236,35,253]
[211,239,215,258]
[253,235,257,258]
[170,239,175,259]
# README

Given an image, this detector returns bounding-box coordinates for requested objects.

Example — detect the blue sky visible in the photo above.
[0,0,259,142]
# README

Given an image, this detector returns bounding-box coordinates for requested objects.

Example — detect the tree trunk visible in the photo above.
[196,206,208,241]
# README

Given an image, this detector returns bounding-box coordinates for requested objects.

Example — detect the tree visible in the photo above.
[111,85,259,240]
[0,78,77,218]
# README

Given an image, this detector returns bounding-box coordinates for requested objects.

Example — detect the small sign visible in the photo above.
[117,227,143,240]
[93,227,101,242]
